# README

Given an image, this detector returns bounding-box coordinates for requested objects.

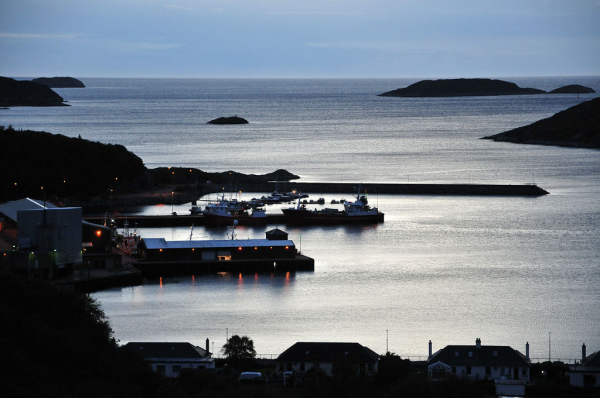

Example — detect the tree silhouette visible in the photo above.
[221,335,256,368]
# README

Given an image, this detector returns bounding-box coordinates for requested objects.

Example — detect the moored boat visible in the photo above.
[282,185,384,224]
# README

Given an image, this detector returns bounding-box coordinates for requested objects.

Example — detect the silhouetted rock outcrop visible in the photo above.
[31,77,85,88]
[0,76,67,107]
[379,78,546,97]
[482,98,600,149]
[207,116,249,124]
[550,85,595,94]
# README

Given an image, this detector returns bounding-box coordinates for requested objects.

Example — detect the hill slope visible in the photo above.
[482,98,600,149]
[0,76,67,106]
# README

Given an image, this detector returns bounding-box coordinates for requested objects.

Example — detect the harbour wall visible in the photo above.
[134,255,315,277]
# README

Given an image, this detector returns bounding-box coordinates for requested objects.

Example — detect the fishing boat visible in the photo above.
[201,198,267,226]
[282,185,384,224]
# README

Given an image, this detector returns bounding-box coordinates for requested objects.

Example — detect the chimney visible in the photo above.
[206,338,210,356]
[526,342,530,359]
[476,338,481,348]
[429,340,432,358]
[582,343,587,362]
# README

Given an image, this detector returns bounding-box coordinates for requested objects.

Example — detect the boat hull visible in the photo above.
[201,213,268,226]
[282,209,384,225]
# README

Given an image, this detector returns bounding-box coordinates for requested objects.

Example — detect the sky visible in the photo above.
[1,0,599,78]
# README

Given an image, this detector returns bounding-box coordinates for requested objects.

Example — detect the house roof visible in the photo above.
[140,237,294,250]
[0,198,56,222]
[125,342,210,359]
[583,350,600,367]
[266,228,288,236]
[277,342,379,364]
[428,344,530,368]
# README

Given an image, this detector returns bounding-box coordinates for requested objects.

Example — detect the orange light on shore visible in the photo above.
[95,230,102,237]
[238,247,242,251]
[285,246,289,249]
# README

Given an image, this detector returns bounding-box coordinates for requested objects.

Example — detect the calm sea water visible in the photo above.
[2,77,599,360]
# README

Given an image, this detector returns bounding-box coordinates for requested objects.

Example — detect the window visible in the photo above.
[493,350,498,357]
[279,363,284,371]
[485,367,491,376]
[455,351,459,357]
[452,366,456,374]
[468,351,473,357]
[173,365,181,373]
[368,363,373,372]
[157,365,166,373]
[521,368,527,376]
[466,366,472,375]
[300,363,305,371]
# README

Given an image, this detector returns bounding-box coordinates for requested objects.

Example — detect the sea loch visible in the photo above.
[2,77,599,360]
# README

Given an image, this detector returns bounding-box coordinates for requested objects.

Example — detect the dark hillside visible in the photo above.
[0,269,175,397]
[483,97,600,149]
[0,126,148,201]
[0,76,67,106]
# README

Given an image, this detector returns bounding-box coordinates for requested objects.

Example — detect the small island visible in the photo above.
[207,116,249,125]
[379,78,546,97]
[0,76,68,107]
[31,77,85,88]
[550,85,595,94]
[482,97,600,149]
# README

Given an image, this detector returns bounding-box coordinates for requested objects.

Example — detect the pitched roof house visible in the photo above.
[427,338,531,382]
[125,341,215,377]
[276,342,379,377]
[570,344,600,388]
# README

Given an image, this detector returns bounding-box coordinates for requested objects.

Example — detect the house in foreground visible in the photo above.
[427,338,531,396]
[570,344,600,388]
[276,342,379,377]
[125,341,215,377]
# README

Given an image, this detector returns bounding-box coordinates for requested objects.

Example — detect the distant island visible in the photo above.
[31,77,85,88]
[0,76,67,107]
[482,97,600,149]
[207,116,249,124]
[550,85,595,94]
[379,78,546,97]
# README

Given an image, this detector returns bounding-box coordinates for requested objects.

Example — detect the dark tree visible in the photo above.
[221,335,256,369]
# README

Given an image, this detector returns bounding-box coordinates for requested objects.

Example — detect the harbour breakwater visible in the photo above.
[260,182,549,196]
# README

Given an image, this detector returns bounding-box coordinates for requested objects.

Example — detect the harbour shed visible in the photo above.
[138,237,296,262]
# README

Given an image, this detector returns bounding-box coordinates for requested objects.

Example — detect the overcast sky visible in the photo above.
[1,0,599,78]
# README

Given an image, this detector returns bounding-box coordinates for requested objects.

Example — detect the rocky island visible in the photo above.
[379,78,546,97]
[31,77,85,88]
[0,76,68,107]
[482,97,600,149]
[550,85,595,94]
[207,116,249,124]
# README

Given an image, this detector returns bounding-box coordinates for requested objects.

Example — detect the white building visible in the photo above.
[276,342,379,377]
[427,338,530,396]
[125,341,215,377]
[570,344,600,388]
[0,198,82,277]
